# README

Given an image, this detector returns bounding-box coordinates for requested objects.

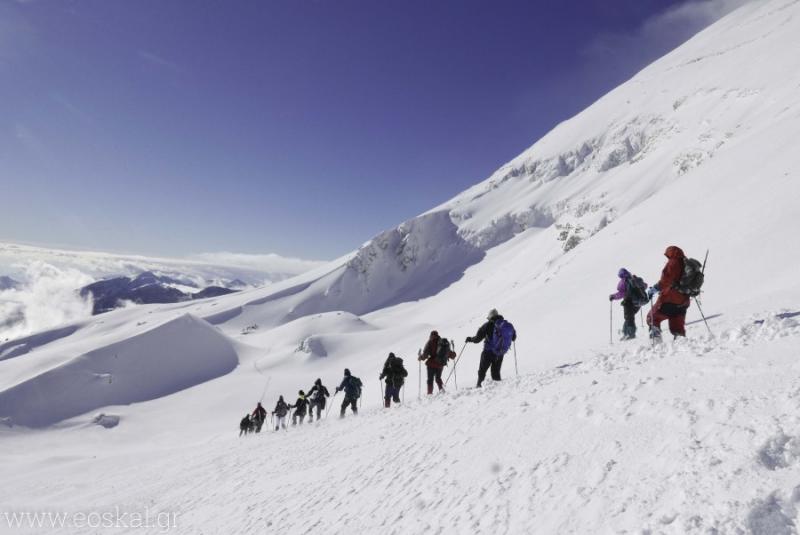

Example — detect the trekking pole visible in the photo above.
[444,342,467,387]
[640,309,644,328]
[513,341,519,377]
[693,297,714,337]
[325,392,337,419]
[451,339,458,390]
[417,351,422,400]
[649,297,655,347]
[695,248,709,309]
[609,301,613,345]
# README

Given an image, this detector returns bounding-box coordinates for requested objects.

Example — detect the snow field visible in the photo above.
[4,307,800,534]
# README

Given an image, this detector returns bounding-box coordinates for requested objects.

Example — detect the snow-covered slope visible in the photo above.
[2,0,800,533]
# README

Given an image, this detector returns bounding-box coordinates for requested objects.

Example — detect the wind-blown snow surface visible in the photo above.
[2,1,800,533]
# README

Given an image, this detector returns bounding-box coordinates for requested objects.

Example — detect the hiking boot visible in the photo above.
[649,327,662,344]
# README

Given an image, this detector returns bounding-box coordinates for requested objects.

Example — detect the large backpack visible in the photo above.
[486,319,515,356]
[626,275,649,306]
[435,338,454,366]
[391,358,406,385]
[674,258,704,297]
[350,376,363,399]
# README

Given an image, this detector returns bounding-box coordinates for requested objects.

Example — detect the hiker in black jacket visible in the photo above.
[466,308,516,387]
[379,352,408,408]
[307,378,330,421]
[251,402,267,433]
[335,368,362,418]
[289,390,309,425]
[272,396,289,431]
[239,414,252,436]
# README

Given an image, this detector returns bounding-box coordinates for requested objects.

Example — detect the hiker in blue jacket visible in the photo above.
[335,368,363,418]
[466,308,516,387]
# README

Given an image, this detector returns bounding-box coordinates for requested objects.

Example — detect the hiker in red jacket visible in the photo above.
[647,245,691,340]
[418,331,452,395]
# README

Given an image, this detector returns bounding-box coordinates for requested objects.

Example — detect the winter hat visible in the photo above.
[430,330,439,338]
[344,368,351,376]
[315,378,321,385]
[487,308,499,320]
[279,395,284,401]
[388,352,396,359]
[618,268,630,279]
[299,390,305,396]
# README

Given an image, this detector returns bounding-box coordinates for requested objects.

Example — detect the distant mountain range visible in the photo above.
[79,272,239,315]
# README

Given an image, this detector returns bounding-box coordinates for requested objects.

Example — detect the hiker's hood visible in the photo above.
[664,246,685,259]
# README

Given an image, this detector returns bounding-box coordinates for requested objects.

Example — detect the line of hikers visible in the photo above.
[239,309,518,435]
[240,244,707,436]
[609,245,705,341]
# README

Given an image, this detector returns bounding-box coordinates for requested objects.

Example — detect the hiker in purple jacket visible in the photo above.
[609,268,647,340]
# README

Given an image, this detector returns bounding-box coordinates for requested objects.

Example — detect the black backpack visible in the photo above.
[435,338,453,366]
[675,258,704,296]
[349,376,363,398]
[626,275,649,306]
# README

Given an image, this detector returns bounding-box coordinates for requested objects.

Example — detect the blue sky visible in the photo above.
[0,0,744,260]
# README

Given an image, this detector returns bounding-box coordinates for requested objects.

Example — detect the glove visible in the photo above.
[608,294,614,301]
[335,387,341,393]
[465,336,473,343]
[646,286,658,299]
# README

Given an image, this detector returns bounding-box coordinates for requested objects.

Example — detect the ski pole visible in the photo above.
[693,297,714,337]
[609,300,613,345]
[649,297,655,347]
[444,342,467,387]
[513,341,519,377]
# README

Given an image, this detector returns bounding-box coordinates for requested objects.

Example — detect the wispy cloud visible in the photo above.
[0,261,94,341]
[50,92,94,125]
[137,49,179,71]
[582,0,756,73]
